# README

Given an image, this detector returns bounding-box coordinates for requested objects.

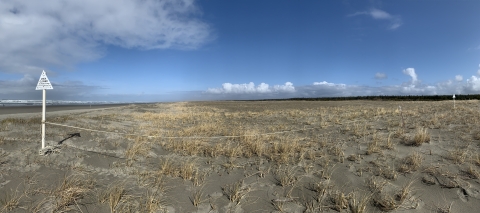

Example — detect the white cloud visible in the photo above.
[348,8,402,30]
[313,81,346,88]
[13,65,473,101]
[314,81,334,86]
[204,66,480,100]
[455,75,463,81]
[273,82,295,93]
[465,76,480,92]
[310,81,350,96]
[369,8,392,19]
[0,0,212,74]
[257,83,270,93]
[374,72,387,79]
[389,19,403,30]
[206,82,295,94]
[402,68,418,84]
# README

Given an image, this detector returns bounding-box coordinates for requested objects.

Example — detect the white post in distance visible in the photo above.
[453,94,456,109]
[36,70,53,151]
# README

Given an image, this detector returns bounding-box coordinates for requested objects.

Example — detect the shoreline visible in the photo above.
[0,104,134,115]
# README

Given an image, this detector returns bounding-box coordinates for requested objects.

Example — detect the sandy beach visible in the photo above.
[0,104,132,116]
[0,100,479,212]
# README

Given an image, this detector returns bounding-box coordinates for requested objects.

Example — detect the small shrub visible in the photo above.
[366,176,387,193]
[99,184,126,213]
[473,153,480,167]
[53,174,96,212]
[366,141,380,155]
[349,191,371,213]
[180,160,196,180]
[373,193,398,211]
[329,190,350,211]
[190,187,207,207]
[275,166,298,187]
[374,179,417,211]
[312,180,331,203]
[222,180,250,205]
[347,154,361,163]
[385,133,395,149]
[449,147,468,164]
[1,189,23,212]
[412,128,430,146]
[463,165,480,179]
[0,149,8,165]
[398,152,422,173]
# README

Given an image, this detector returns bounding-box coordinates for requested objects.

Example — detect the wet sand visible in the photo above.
[0,104,132,115]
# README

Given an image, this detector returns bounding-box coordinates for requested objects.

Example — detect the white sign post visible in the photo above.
[36,70,53,151]
[453,94,456,109]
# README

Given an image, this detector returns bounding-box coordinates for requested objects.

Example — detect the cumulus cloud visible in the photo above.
[206,82,295,94]
[313,81,346,87]
[0,0,212,74]
[273,82,295,93]
[465,76,480,93]
[374,72,387,80]
[204,66,480,100]
[455,75,463,81]
[204,77,450,100]
[348,8,402,30]
[309,81,351,96]
[402,68,418,84]
[301,78,461,98]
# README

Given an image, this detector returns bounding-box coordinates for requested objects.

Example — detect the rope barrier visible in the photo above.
[44,121,326,139]
[45,122,140,136]
[4,118,378,156]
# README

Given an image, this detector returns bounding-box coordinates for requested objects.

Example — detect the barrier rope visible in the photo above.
[3,118,369,156]
[44,121,327,139]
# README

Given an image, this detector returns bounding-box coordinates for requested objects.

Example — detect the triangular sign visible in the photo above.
[36,70,53,90]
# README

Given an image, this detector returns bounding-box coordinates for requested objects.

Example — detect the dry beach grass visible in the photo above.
[0,100,480,212]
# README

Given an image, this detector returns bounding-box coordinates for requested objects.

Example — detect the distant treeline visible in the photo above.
[251,94,480,101]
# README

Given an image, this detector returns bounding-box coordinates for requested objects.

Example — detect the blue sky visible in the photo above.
[1,0,480,102]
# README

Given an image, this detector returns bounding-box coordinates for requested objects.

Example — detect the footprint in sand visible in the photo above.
[457,188,469,202]
[465,187,480,199]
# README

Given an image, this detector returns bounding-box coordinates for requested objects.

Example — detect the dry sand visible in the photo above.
[0,101,479,212]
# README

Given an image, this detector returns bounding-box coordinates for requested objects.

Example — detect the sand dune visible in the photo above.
[0,101,479,212]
